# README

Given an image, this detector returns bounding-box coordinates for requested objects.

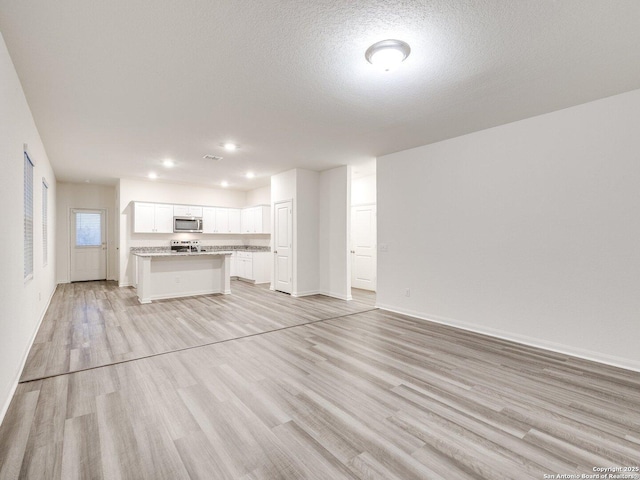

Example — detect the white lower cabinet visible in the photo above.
[234,251,270,284]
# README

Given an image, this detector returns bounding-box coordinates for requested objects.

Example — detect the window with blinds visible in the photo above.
[42,179,48,266]
[24,151,34,280]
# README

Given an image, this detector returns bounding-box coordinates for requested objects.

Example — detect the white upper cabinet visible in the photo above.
[241,207,255,233]
[202,207,216,234]
[202,207,242,233]
[155,204,174,233]
[173,205,203,217]
[215,208,229,233]
[134,203,174,233]
[135,202,257,234]
[228,209,241,233]
[241,206,271,234]
[134,203,155,233]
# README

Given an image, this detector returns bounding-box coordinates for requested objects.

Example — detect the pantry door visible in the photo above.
[273,200,292,293]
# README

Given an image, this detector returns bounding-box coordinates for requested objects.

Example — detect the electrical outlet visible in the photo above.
[379,243,388,252]
[405,288,411,297]
[175,276,181,284]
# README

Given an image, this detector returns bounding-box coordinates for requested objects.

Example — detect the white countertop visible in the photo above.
[132,251,233,258]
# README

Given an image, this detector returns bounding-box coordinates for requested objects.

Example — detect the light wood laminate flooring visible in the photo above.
[350,288,376,307]
[20,280,375,382]
[1,283,639,479]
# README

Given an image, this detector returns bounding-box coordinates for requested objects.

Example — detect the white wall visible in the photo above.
[0,33,57,422]
[118,178,247,286]
[294,169,320,296]
[56,183,117,283]
[271,169,323,296]
[245,185,271,206]
[351,173,376,206]
[319,166,351,300]
[378,88,640,372]
[271,169,296,203]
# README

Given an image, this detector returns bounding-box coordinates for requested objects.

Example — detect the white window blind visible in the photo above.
[24,152,34,280]
[42,179,48,266]
[75,212,102,246]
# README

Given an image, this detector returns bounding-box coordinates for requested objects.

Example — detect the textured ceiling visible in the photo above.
[1,1,640,190]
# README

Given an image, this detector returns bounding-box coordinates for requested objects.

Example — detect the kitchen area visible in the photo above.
[118,178,273,302]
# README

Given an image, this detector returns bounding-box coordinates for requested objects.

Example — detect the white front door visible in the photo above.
[70,209,107,282]
[351,205,376,291]
[274,200,292,293]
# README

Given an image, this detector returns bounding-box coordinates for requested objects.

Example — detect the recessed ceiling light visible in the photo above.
[365,39,411,71]
[222,142,238,151]
[163,159,174,168]
[246,172,255,179]
[148,172,158,179]
[221,181,229,187]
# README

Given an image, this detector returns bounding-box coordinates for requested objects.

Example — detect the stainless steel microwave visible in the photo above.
[173,216,203,233]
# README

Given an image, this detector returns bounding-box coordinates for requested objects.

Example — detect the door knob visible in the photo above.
[274,250,278,254]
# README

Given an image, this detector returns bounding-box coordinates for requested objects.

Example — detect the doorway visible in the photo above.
[273,200,293,293]
[70,209,107,282]
[350,166,377,302]
[351,204,377,291]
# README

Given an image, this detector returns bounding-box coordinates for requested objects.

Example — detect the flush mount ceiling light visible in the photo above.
[221,181,229,188]
[221,142,239,151]
[148,172,158,179]
[365,39,411,71]
[163,159,174,168]
[246,172,255,179]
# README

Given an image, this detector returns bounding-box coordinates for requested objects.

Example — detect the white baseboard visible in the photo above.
[376,303,640,373]
[319,290,353,301]
[119,282,132,288]
[0,285,57,425]
[292,290,320,298]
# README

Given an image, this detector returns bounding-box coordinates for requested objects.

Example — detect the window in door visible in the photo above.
[75,212,102,246]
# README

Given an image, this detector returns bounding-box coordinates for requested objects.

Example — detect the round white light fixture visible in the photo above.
[163,159,174,168]
[221,181,229,187]
[365,39,411,71]
[246,172,255,179]
[222,142,238,151]
[148,172,158,179]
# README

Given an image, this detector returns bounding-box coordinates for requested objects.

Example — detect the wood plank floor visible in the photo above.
[20,280,375,382]
[350,288,376,307]
[2,282,639,479]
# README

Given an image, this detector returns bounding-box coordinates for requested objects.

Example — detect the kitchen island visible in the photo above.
[132,251,232,304]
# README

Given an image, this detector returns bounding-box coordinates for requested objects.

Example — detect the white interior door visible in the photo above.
[274,200,292,293]
[70,209,106,282]
[351,205,376,291]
